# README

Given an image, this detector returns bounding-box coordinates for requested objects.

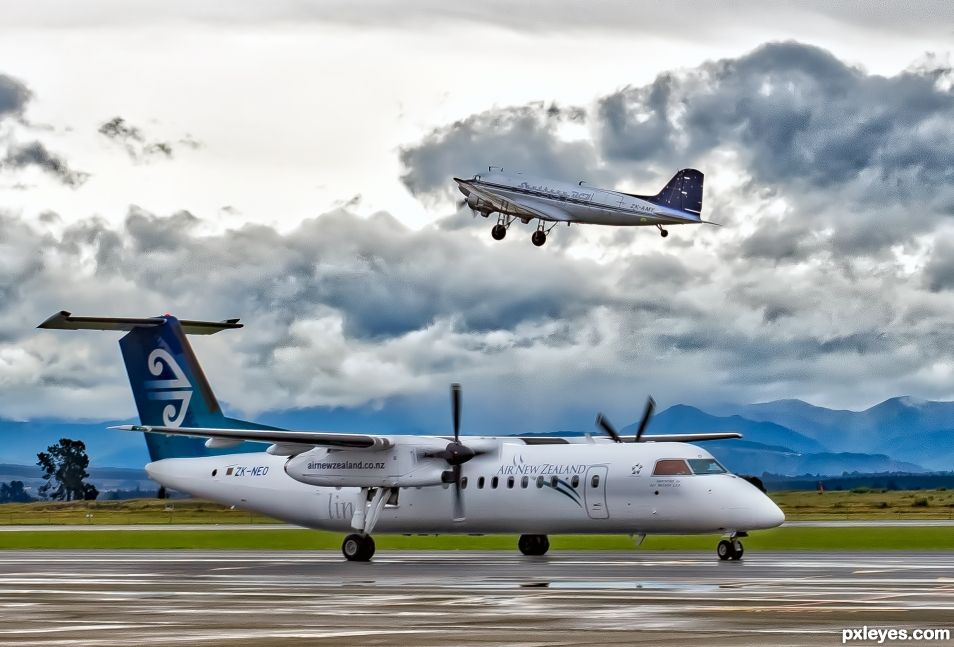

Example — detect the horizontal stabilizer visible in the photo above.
[38,311,242,335]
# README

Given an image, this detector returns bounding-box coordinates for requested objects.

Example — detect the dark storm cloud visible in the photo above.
[97,116,193,162]
[597,42,954,203]
[54,206,612,340]
[2,140,89,187]
[0,72,89,187]
[0,74,31,118]
[923,235,954,292]
[736,217,820,262]
[399,103,603,201]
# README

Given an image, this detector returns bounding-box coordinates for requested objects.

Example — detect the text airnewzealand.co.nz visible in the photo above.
[308,461,387,471]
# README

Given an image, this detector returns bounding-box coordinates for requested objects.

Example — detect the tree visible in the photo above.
[36,438,99,502]
[0,481,33,503]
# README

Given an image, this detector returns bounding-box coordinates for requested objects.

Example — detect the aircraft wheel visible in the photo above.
[531,231,547,247]
[730,539,744,561]
[342,533,375,562]
[518,534,550,556]
[491,224,507,241]
[659,228,669,238]
[717,539,733,561]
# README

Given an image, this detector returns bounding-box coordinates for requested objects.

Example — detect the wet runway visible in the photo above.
[0,551,952,646]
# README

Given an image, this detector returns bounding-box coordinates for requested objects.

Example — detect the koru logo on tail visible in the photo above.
[144,348,192,427]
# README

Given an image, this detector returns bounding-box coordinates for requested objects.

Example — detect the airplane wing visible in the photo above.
[634,432,742,442]
[111,424,399,450]
[458,180,573,222]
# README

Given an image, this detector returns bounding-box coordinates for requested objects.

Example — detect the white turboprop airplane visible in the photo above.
[39,311,784,562]
[454,166,716,246]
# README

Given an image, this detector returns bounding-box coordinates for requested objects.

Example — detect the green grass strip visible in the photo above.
[1,527,952,551]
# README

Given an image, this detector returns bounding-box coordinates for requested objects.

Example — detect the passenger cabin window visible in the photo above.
[653,459,693,476]
[521,476,529,488]
[477,476,485,489]
[460,477,468,489]
[550,476,559,487]
[688,458,727,475]
[507,476,515,489]
[571,475,580,488]
[536,476,544,488]
[590,474,600,488]
[491,476,499,489]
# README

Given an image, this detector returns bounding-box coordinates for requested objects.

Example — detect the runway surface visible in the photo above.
[0,551,952,646]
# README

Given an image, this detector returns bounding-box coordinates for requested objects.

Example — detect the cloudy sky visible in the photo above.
[1,1,954,430]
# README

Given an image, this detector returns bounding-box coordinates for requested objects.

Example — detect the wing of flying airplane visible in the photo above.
[458,180,573,223]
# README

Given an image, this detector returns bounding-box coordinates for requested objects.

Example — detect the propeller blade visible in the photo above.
[634,396,656,442]
[452,464,465,521]
[451,383,461,443]
[595,413,622,443]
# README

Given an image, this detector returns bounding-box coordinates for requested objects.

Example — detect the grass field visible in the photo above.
[1,526,953,551]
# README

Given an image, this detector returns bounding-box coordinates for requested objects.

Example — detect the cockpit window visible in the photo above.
[688,458,727,475]
[652,459,692,476]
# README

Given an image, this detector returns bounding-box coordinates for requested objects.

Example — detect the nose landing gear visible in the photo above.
[717,537,744,561]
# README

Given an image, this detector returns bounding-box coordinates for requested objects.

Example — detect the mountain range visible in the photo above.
[0,396,950,477]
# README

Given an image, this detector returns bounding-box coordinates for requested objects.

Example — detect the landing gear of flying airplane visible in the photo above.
[531,230,547,247]
[717,537,744,561]
[342,533,376,562]
[518,534,550,556]
[491,224,507,240]
[657,224,669,238]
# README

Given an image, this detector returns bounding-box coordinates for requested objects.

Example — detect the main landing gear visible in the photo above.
[717,537,744,561]
[490,214,513,241]
[518,534,550,556]
[341,486,393,562]
[531,230,547,247]
[342,533,376,561]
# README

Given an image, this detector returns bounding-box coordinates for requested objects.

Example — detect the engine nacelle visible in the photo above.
[466,194,488,214]
[284,446,447,488]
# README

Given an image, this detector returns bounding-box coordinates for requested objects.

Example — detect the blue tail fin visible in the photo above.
[647,168,704,216]
[38,311,277,461]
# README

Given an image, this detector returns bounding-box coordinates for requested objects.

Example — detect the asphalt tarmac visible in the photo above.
[0,550,952,646]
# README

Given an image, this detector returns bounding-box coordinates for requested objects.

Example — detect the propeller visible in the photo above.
[634,396,656,442]
[595,413,622,443]
[420,383,485,521]
[595,395,656,443]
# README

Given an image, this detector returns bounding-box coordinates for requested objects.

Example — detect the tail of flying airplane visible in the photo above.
[647,169,704,217]
[38,311,277,462]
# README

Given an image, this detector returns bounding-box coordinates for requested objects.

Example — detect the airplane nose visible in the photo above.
[725,478,785,530]
[757,497,786,529]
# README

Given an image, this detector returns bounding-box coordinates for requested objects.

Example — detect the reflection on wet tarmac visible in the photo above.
[0,551,952,646]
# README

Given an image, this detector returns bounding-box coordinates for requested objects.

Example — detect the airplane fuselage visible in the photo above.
[458,171,701,227]
[147,440,783,535]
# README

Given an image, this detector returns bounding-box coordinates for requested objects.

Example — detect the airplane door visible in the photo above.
[584,465,609,519]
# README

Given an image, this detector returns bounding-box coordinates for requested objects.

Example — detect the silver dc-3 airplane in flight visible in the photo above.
[454,167,716,246]
[40,311,783,562]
